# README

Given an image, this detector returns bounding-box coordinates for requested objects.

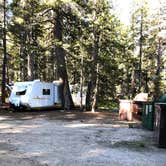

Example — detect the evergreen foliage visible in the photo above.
[0,0,165,109]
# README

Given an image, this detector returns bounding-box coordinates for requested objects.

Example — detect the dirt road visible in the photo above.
[0,110,166,166]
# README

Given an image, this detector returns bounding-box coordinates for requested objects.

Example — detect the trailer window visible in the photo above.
[43,89,50,95]
[16,90,26,96]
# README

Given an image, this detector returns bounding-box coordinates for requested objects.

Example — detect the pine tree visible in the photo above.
[9,0,44,81]
[1,0,7,103]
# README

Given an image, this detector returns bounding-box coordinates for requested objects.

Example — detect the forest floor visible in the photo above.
[0,109,166,166]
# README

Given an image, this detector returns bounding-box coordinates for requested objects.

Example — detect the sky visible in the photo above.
[112,0,160,25]
[2,0,161,26]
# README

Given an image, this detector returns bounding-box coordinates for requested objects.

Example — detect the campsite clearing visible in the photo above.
[0,110,166,166]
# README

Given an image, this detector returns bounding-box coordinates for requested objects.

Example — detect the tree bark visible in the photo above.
[80,40,84,111]
[86,0,99,112]
[138,8,143,93]
[54,9,74,110]
[91,63,99,112]
[85,38,98,111]
[1,0,7,103]
[20,32,28,81]
[154,38,162,100]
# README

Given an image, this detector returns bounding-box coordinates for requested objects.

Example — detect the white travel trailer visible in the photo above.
[9,80,62,109]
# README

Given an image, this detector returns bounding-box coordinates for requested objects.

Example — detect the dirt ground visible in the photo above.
[0,109,166,166]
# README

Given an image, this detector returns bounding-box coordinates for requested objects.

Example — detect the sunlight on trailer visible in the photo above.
[9,80,62,109]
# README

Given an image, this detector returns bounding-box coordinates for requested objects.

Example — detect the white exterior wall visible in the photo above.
[54,86,61,104]
[28,82,54,108]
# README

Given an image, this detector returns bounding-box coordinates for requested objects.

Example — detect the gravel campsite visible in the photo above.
[0,110,166,166]
[1,0,166,165]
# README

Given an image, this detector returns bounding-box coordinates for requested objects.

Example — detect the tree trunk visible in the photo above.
[20,45,27,81]
[138,8,143,93]
[27,25,35,81]
[27,53,35,81]
[54,9,74,110]
[86,0,99,112]
[91,63,99,112]
[86,81,92,111]
[126,67,130,98]
[154,38,162,100]
[80,44,84,111]
[85,39,97,111]
[1,0,7,103]
[131,70,136,98]
[20,31,28,81]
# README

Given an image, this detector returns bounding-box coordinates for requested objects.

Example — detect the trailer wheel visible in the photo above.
[10,104,20,111]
